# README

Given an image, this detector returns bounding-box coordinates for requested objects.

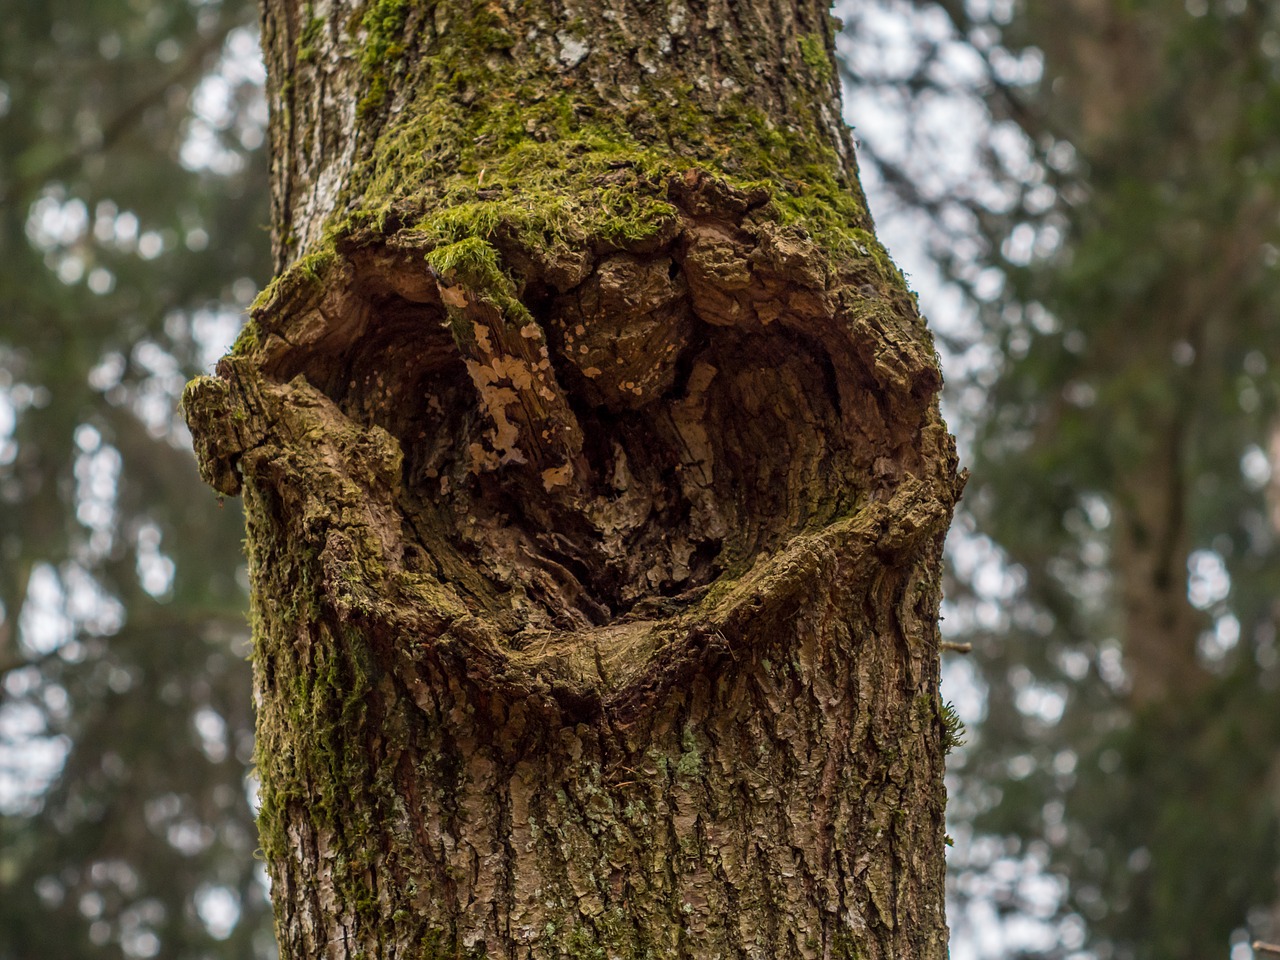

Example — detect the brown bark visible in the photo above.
[183,1,962,957]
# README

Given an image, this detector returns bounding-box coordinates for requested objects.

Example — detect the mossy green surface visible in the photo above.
[798,32,834,84]
[356,0,411,116]
[230,318,261,356]
[260,0,897,310]
[347,94,868,259]
[423,236,507,289]
[298,7,324,63]
[250,247,336,313]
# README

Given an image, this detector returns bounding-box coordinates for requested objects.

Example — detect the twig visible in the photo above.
[1253,942,1280,956]
[940,641,973,654]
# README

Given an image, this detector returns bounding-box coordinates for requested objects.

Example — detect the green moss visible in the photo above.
[298,7,324,63]
[832,931,866,960]
[415,929,487,960]
[674,727,703,779]
[424,236,507,290]
[844,227,905,285]
[325,10,884,271]
[356,0,411,117]
[352,115,683,256]
[296,247,337,282]
[230,319,261,356]
[558,911,657,960]
[250,525,382,876]
[249,278,283,314]
[563,923,608,960]
[256,0,910,350]
[421,234,538,351]
[798,33,834,84]
[249,247,337,315]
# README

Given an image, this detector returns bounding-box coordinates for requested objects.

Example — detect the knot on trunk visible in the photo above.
[184,170,958,703]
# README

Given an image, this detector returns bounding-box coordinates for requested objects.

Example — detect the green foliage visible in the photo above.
[941,701,966,755]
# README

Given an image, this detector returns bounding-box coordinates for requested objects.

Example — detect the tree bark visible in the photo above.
[183,1,963,957]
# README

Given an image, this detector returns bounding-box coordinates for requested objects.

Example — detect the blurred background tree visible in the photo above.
[0,0,273,956]
[839,1,1280,959]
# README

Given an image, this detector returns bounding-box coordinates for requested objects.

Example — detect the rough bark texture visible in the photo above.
[183,1,964,957]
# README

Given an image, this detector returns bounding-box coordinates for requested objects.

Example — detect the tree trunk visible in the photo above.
[182,1,963,957]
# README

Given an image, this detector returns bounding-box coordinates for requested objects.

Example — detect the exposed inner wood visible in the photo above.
[233,186,938,645]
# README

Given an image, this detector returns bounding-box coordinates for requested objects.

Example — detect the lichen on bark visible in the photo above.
[183,1,964,957]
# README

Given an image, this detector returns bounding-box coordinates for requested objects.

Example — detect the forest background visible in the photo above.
[1,0,1277,958]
